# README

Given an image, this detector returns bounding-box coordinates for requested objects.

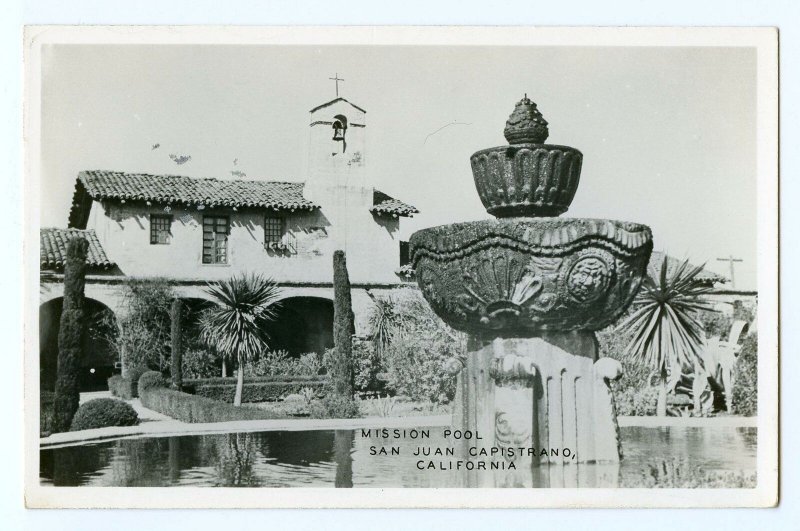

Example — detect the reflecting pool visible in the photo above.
[40,426,757,488]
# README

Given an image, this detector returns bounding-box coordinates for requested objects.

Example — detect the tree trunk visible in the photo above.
[234,363,244,406]
[656,368,668,417]
[332,250,355,399]
[52,237,89,433]
[170,299,183,390]
[222,358,227,378]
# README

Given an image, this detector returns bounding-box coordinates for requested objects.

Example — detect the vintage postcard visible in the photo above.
[23,26,778,508]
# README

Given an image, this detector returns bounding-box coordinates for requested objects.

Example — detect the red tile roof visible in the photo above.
[41,228,115,270]
[68,170,418,227]
[370,190,419,217]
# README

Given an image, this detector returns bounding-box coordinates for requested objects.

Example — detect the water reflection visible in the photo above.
[334,430,354,488]
[40,426,757,488]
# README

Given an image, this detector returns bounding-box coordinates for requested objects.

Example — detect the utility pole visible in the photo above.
[716,255,743,289]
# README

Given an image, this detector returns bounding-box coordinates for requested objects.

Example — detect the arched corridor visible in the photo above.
[39,298,118,392]
[262,297,334,356]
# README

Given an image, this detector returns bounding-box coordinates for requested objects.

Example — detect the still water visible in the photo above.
[40,426,757,488]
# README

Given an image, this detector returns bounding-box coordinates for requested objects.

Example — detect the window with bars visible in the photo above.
[202,216,229,264]
[264,216,285,245]
[150,215,172,245]
[264,216,296,253]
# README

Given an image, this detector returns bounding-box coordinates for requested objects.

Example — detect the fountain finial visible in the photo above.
[471,93,580,217]
[504,94,549,144]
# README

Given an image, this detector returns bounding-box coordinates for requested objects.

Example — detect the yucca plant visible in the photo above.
[200,274,282,406]
[367,295,396,360]
[617,256,713,416]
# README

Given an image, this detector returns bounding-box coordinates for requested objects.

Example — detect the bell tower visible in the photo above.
[304,79,371,251]
[306,97,367,195]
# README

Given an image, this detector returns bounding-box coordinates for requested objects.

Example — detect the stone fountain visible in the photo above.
[409,96,653,482]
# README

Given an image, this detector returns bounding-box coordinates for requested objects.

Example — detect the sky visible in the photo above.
[40,44,757,289]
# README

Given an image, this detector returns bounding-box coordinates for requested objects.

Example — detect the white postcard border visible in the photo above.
[22,25,779,509]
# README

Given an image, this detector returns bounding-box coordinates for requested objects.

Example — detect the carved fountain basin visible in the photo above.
[410,217,653,336]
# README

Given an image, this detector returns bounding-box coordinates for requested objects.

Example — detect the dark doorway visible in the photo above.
[39,298,118,392]
[262,297,334,356]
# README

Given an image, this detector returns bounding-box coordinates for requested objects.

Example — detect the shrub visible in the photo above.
[324,340,385,395]
[379,291,466,404]
[138,371,167,393]
[732,333,758,416]
[40,391,55,436]
[107,366,149,399]
[597,325,652,393]
[95,278,175,371]
[363,396,398,417]
[296,353,323,376]
[183,348,221,379]
[139,387,285,423]
[108,374,135,399]
[70,398,139,431]
[193,380,326,403]
[615,386,659,416]
[244,350,292,377]
[185,374,326,386]
[245,350,324,378]
[127,364,150,384]
[310,393,361,419]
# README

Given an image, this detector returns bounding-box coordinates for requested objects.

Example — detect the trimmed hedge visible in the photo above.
[139,387,286,423]
[185,375,327,387]
[70,398,139,431]
[108,374,135,399]
[193,380,326,403]
[108,366,149,399]
[138,371,167,393]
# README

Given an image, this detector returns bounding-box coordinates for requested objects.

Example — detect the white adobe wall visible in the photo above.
[85,197,402,285]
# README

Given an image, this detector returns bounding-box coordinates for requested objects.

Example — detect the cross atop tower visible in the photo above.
[329,73,345,98]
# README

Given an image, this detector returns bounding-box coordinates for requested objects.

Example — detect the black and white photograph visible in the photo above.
[21,26,779,509]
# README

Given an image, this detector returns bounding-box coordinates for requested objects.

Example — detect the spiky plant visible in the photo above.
[200,274,282,406]
[617,256,713,416]
[367,295,396,360]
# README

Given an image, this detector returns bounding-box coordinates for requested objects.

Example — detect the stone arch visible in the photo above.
[39,297,119,392]
[263,296,335,356]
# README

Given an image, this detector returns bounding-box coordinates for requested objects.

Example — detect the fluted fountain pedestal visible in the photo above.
[451,333,622,465]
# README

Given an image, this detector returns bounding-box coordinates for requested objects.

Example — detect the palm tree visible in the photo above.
[617,256,713,416]
[200,274,282,406]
